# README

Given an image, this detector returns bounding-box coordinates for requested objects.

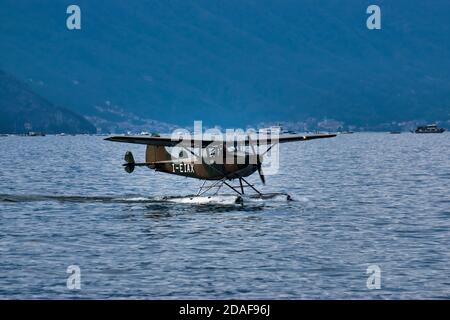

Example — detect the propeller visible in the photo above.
[256,155,265,185]
[249,143,266,185]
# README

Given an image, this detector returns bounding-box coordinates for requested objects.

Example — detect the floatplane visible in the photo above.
[105,128,336,204]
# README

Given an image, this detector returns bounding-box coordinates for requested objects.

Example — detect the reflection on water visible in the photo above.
[0,133,449,299]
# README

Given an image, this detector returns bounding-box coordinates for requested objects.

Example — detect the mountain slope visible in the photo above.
[0,70,96,134]
[0,0,449,128]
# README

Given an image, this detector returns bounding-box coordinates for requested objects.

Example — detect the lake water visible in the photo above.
[0,133,449,299]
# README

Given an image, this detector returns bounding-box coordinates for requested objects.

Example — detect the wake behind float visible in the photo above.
[161,193,292,205]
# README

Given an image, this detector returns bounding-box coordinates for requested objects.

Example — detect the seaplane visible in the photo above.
[105,129,336,204]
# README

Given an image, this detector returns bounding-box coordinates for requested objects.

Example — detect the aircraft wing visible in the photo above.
[104,133,336,147]
[104,135,213,147]
[276,133,336,144]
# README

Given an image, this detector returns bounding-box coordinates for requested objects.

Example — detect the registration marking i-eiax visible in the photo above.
[172,163,195,173]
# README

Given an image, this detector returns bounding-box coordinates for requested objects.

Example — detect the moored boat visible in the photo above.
[414,124,445,134]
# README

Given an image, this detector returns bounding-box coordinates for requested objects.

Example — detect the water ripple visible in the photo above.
[0,133,449,299]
